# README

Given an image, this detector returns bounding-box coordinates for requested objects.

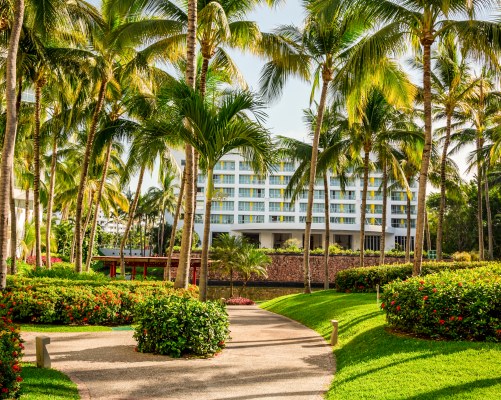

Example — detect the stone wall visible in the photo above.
[206,254,407,285]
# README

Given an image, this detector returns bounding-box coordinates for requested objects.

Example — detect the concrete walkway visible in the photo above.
[22,306,333,400]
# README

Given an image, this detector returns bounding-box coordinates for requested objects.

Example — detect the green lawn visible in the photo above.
[21,324,113,332]
[20,364,79,400]
[261,291,501,400]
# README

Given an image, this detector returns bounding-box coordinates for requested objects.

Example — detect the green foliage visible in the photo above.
[173,229,200,248]
[0,316,23,399]
[1,277,197,325]
[451,251,472,262]
[335,261,496,293]
[23,262,108,281]
[381,265,501,341]
[281,238,301,250]
[134,296,229,358]
[54,221,74,259]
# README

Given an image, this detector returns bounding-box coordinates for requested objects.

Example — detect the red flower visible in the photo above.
[433,310,437,313]
[458,316,463,321]
[450,316,455,321]
[83,317,88,322]
[2,388,9,393]
[423,296,428,301]
[458,282,463,287]
[380,303,385,309]
[12,364,20,372]
[432,288,437,293]
[418,286,424,291]
[439,320,445,325]
[396,306,401,311]
[391,301,395,306]
[419,280,425,285]
[16,377,23,382]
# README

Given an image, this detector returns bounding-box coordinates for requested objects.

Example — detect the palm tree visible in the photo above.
[212,233,246,298]
[0,0,25,289]
[150,81,274,301]
[235,243,271,296]
[349,0,501,275]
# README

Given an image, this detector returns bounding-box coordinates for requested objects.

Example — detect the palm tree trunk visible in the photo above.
[304,73,331,294]
[165,171,185,281]
[484,170,493,260]
[380,162,388,265]
[174,0,197,288]
[33,79,43,269]
[0,0,24,289]
[359,149,370,267]
[85,141,112,272]
[120,165,145,276]
[476,137,484,260]
[323,172,330,290]
[24,188,29,231]
[82,190,95,243]
[159,207,166,255]
[437,112,452,261]
[425,209,431,252]
[45,135,58,269]
[200,56,210,98]
[199,168,214,302]
[9,169,17,274]
[413,39,434,276]
[74,78,108,273]
[405,195,411,263]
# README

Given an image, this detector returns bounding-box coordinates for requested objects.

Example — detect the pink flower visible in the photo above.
[439,320,445,325]
[423,296,428,301]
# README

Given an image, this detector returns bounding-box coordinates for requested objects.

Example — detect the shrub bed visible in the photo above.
[335,261,496,292]
[134,296,229,357]
[381,265,501,341]
[1,278,197,325]
[0,316,23,399]
[225,297,255,305]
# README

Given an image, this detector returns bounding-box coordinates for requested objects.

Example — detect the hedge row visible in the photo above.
[134,296,229,357]
[1,278,197,325]
[335,261,496,292]
[381,265,501,341]
[0,316,23,399]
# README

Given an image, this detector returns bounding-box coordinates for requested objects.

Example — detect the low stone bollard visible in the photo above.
[330,320,339,346]
[36,336,51,368]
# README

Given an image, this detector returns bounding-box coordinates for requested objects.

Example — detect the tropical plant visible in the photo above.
[211,233,246,298]
[235,244,271,296]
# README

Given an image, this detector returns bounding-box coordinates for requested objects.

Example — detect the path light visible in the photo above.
[330,320,338,346]
[36,336,51,368]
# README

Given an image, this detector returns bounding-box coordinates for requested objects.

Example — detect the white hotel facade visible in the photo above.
[175,152,417,251]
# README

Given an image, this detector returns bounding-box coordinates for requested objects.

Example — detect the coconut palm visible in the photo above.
[344,0,501,275]
[212,233,246,298]
[235,243,271,296]
[0,0,24,289]
[150,81,274,301]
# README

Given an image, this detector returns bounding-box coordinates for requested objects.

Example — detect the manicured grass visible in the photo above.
[20,363,79,399]
[261,291,501,400]
[21,324,112,332]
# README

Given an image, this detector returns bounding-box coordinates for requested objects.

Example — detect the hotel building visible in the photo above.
[174,152,417,251]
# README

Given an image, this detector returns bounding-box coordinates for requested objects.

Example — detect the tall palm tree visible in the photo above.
[150,81,274,301]
[349,0,501,275]
[0,0,25,289]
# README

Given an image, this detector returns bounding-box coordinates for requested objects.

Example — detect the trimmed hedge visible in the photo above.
[335,261,496,292]
[1,278,197,325]
[0,316,23,399]
[134,296,229,357]
[381,265,501,341]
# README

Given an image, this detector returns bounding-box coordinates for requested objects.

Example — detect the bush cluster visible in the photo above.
[134,296,229,357]
[381,265,501,341]
[0,316,23,399]
[25,255,62,266]
[225,297,255,305]
[1,277,197,325]
[335,261,495,293]
[22,262,108,281]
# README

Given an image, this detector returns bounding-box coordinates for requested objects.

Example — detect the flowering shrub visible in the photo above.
[225,297,255,305]
[1,277,197,326]
[451,252,472,262]
[381,265,501,341]
[134,296,229,357]
[0,316,23,399]
[23,262,108,281]
[335,261,496,293]
[25,256,63,266]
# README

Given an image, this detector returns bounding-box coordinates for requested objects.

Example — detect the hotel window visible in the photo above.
[211,201,234,211]
[391,191,416,201]
[269,215,295,223]
[391,219,416,228]
[238,188,264,198]
[395,235,415,251]
[214,161,235,171]
[331,190,356,200]
[269,189,284,198]
[299,203,325,213]
[368,177,383,187]
[299,216,325,223]
[269,202,294,212]
[194,214,203,223]
[239,161,252,171]
[197,174,205,184]
[330,217,356,224]
[213,174,234,184]
[365,204,383,214]
[238,201,265,211]
[238,215,264,224]
[364,191,383,200]
[239,174,265,184]
[210,214,234,224]
[331,204,356,214]
[365,217,383,226]
[365,235,381,251]
[214,187,234,198]
[391,205,416,215]
[269,175,291,185]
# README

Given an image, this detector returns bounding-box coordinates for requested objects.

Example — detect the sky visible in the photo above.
[88,0,475,191]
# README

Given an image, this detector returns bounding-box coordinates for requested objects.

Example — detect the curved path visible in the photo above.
[22,306,333,400]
